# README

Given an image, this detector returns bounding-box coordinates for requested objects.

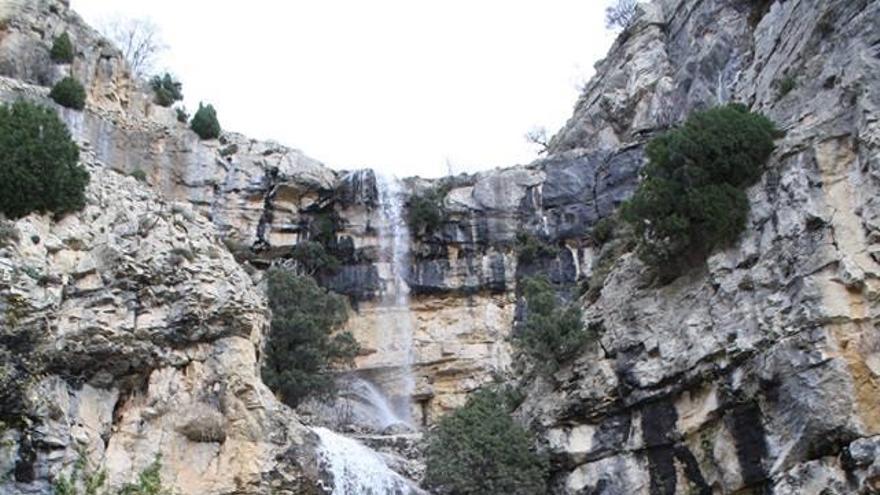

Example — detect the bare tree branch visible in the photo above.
[525,126,550,154]
[605,0,639,31]
[99,16,166,77]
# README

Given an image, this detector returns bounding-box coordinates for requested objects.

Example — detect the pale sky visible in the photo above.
[72,1,617,178]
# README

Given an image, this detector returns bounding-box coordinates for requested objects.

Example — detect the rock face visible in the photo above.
[0,157,322,493]
[513,0,880,493]
[2,0,880,493]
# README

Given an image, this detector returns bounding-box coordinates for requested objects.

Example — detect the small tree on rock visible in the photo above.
[0,100,88,219]
[50,77,87,110]
[149,73,183,107]
[515,276,587,371]
[425,388,548,495]
[50,33,75,63]
[261,270,359,407]
[190,103,221,140]
[621,103,777,280]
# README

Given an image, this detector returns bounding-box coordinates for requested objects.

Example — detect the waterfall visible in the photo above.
[373,173,416,426]
[314,427,416,495]
[339,376,410,432]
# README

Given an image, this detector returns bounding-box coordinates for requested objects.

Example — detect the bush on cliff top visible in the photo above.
[261,270,359,407]
[50,77,87,110]
[0,100,88,219]
[190,102,221,140]
[149,73,183,107]
[425,387,548,495]
[621,103,776,280]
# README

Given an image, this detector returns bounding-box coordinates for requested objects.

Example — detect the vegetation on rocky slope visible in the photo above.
[0,100,88,219]
[621,103,777,280]
[50,76,87,110]
[425,387,548,495]
[54,455,171,495]
[149,73,183,107]
[50,32,75,63]
[515,276,587,371]
[190,103,221,139]
[261,269,359,407]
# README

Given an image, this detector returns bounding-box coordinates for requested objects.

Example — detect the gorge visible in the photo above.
[0,0,880,494]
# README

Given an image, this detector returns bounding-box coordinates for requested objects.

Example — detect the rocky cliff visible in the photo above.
[1,0,879,493]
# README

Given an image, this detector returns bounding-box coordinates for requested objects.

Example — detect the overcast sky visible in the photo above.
[71,1,617,178]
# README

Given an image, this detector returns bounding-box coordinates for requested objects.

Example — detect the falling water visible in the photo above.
[373,173,416,426]
[314,427,416,495]
[339,376,410,432]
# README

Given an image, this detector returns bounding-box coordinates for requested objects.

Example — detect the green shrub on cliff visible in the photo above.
[149,73,183,107]
[190,102,221,140]
[515,276,586,370]
[50,33,75,63]
[50,77,87,110]
[407,185,448,236]
[621,103,776,279]
[262,270,358,407]
[425,387,548,495]
[0,100,88,219]
[515,232,558,264]
[189,103,220,139]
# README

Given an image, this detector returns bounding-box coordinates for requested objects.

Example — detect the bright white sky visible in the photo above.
[72,1,617,178]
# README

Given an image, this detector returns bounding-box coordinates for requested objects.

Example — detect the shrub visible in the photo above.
[119,457,171,495]
[310,211,340,247]
[774,75,797,99]
[291,240,340,276]
[190,102,221,140]
[49,77,86,110]
[130,168,147,182]
[50,33,75,63]
[621,103,776,279]
[516,276,587,370]
[407,185,448,236]
[149,73,183,107]
[591,216,617,245]
[175,107,188,123]
[515,232,558,264]
[0,101,88,219]
[261,270,358,407]
[424,387,548,495]
[52,450,107,495]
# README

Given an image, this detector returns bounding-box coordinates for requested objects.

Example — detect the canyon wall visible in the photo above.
[1,0,879,493]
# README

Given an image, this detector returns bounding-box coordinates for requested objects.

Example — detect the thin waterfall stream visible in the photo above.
[375,173,416,426]
[312,171,421,494]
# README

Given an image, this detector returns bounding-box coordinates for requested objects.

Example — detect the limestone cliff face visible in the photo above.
[515,0,880,493]
[0,161,322,493]
[2,0,880,493]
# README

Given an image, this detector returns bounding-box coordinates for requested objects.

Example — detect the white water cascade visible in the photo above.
[339,376,410,431]
[371,173,416,426]
[314,427,416,495]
